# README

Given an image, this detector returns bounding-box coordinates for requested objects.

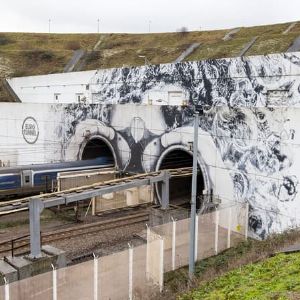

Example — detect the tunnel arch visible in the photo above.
[79,135,117,167]
[156,145,210,207]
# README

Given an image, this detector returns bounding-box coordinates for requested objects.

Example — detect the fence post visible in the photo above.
[128,244,133,300]
[146,224,150,280]
[4,277,9,300]
[245,202,249,240]
[227,207,232,248]
[195,214,199,262]
[51,264,57,300]
[159,238,164,293]
[92,197,96,216]
[93,253,98,300]
[214,210,219,255]
[171,218,176,271]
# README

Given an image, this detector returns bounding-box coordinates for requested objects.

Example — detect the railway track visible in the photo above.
[0,167,194,215]
[0,212,149,256]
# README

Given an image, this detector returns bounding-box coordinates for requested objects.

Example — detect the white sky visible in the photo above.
[0,0,299,33]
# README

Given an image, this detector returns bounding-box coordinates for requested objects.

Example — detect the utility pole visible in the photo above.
[48,19,51,34]
[189,111,199,278]
[97,19,100,34]
[148,20,152,33]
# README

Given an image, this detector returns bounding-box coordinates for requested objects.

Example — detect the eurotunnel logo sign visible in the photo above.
[22,117,39,144]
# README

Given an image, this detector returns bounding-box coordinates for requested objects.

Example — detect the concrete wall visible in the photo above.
[0,102,300,239]
[1,52,300,239]
[7,70,96,104]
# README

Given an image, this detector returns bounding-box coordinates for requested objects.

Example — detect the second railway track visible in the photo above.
[0,167,194,215]
[0,212,149,256]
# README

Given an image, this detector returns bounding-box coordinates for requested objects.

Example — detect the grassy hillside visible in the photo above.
[180,253,300,299]
[0,20,300,101]
[156,230,300,300]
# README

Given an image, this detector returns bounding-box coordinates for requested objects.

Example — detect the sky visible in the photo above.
[0,0,300,33]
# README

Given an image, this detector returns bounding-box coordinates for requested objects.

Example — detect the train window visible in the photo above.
[22,170,33,187]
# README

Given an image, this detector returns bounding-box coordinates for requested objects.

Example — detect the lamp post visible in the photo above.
[189,111,199,278]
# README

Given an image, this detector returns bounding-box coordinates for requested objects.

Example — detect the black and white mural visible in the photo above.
[1,52,300,238]
[62,52,300,239]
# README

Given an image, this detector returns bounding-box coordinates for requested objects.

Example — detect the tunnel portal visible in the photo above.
[157,149,205,207]
[81,138,115,166]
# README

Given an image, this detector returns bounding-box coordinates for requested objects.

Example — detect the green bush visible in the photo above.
[0,35,11,46]
[86,51,102,63]
[24,50,54,61]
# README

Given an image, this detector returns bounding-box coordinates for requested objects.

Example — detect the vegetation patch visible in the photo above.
[24,49,55,62]
[180,252,300,299]
[155,230,300,300]
[0,35,12,46]
[1,20,300,101]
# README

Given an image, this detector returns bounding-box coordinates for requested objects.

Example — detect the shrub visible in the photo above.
[0,35,11,46]
[24,50,54,62]
[39,51,54,61]
[66,41,81,50]
[86,51,102,64]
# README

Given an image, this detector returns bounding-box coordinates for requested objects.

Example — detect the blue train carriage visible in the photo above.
[0,157,114,199]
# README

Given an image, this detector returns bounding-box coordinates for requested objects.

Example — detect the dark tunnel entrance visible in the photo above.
[81,138,115,166]
[157,149,205,207]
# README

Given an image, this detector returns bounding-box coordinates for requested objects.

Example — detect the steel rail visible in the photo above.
[0,212,149,255]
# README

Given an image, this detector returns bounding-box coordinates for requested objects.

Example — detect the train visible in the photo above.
[0,157,114,200]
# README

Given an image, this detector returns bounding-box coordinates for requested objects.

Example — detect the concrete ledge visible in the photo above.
[42,245,66,268]
[0,259,18,285]
[0,245,66,285]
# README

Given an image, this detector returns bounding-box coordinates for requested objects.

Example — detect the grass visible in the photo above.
[153,230,300,300]
[0,208,76,230]
[180,252,300,300]
[0,20,300,100]
[0,21,299,74]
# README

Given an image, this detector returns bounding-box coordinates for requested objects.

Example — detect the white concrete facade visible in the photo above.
[7,70,97,104]
[7,70,190,105]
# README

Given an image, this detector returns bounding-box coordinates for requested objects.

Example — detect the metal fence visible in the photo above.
[0,202,248,300]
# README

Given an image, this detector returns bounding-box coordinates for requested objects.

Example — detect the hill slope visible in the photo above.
[0,21,300,101]
[181,252,300,299]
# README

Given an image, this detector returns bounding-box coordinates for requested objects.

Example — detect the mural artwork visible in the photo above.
[1,52,300,239]
[57,53,300,239]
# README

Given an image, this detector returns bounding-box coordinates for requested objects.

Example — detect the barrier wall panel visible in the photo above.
[175,218,190,269]
[0,285,3,300]
[231,203,248,247]
[98,249,129,300]
[218,207,231,253]
[147,231,162,287]
[9,271,52,300]
[132,244,160,298]
[57,260,93,300]
[151,222,173,272]
[197,211,216,260]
